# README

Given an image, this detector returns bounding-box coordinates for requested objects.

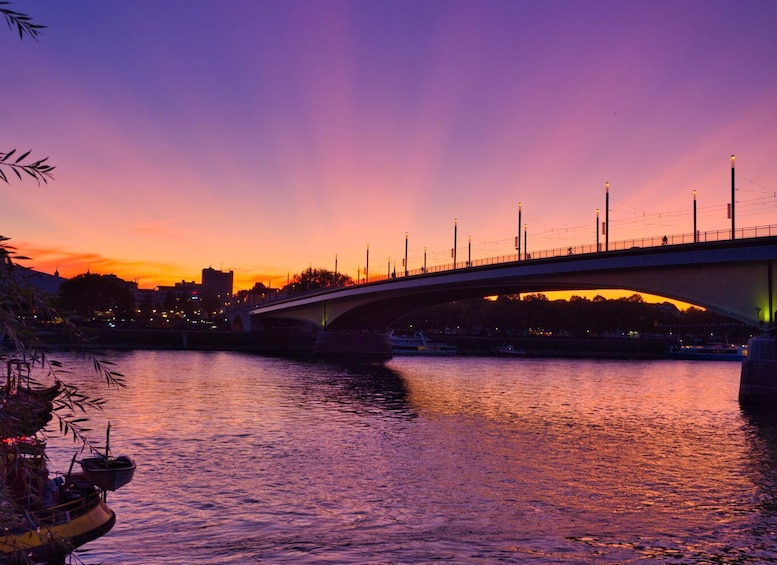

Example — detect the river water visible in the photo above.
[42,350,777,564]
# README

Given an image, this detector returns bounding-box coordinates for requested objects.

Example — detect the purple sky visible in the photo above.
[4,0,777,290]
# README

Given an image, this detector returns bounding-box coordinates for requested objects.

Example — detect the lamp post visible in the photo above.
[693,190,697,243]
[596,208,600,251]
[731,155,736,240]
[523,223,527,260]
[424,246,427,273]
[404,232,408,276]
[517,202,522,259]
[365,244,369,283]
[605,181,610,251]
[334,253,338,277]
[468,235,471,267]
[453,218,458,269]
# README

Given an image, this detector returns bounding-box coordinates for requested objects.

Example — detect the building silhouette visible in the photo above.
[202,267,233,302]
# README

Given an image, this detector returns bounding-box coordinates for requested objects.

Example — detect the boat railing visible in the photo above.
[31,485,101,526]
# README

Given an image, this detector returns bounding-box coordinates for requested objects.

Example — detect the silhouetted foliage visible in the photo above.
[1,240,126,422]
[396,294,754,342]
[58,273,135,319]
[0,1,45,40]
[283,267,354,294]
[0,5,54,186]
[0,149,55,185]
[2,5,126,552]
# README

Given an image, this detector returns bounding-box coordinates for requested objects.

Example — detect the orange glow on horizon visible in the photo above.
[15,240,700,309]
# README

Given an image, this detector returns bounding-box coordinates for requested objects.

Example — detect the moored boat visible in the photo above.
[1,368,136,563]
[0,437,118,562]
[666,343,747,361]
[80,455,136,492]
[2,361,62,438]
[0,474,116,561]
[389,330,457,355]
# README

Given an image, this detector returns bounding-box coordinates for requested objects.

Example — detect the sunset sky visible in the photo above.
[4,0,777,292]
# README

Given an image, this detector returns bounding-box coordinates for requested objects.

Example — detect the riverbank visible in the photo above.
[40,328,681,360]
[446,334,673,359]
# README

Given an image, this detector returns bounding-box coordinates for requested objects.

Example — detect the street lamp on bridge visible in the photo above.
[731,155,736,240]
[693,190,697,243]
[453,218,458,269]
[404,232,409,276]
[596,208,600,252]
[524,223,527,260]
[605,181,610,251]
[516,202,522,259]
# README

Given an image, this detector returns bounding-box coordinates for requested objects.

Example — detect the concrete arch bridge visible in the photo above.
[227,236,777,358]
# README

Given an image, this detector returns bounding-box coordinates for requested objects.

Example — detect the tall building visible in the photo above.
[201,267,233,302]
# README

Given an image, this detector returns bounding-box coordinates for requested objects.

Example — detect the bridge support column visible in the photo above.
[314,331,393,362]
[740,334,777,404]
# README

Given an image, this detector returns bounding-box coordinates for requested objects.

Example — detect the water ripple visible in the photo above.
[37,352,777,563]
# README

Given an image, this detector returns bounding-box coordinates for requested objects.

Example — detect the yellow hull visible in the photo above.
[0,500,115,558]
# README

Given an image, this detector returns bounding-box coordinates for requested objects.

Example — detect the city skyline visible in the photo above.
[4,1,777,291]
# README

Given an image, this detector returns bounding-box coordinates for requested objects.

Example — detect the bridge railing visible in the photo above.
[237,224,777,306]
[363,224,777,282]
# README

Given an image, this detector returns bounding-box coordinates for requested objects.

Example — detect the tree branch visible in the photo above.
[0,1,45,40]
[0,149,55,185]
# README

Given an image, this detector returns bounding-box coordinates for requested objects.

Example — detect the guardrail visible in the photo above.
[233,224,777,307]
[364,224,777,282]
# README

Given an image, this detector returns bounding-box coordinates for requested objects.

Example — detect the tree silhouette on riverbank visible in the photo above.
[283,267,354,294]
[396,294,754,344]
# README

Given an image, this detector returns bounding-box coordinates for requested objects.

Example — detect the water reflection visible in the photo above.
[740,405,777,531]
[295,361,415,420]
[36,353,777,563]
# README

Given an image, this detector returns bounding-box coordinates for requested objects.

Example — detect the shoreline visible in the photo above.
[30,328,732,361]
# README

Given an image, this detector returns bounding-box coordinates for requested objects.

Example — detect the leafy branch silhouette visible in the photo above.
[0,0,45,40]
[0,149,55,185]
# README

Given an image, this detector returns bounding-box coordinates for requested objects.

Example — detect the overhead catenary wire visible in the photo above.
[364,188,777,277]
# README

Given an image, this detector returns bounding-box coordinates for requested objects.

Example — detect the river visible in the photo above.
[43,351,777,564]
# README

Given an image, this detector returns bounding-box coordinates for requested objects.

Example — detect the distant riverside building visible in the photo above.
[156,280,203,302]
[234,282,278,306]
[134,287,157,310]
[202,267,233,302]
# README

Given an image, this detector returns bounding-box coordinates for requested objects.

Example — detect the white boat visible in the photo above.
[666,343,747,361]
[388,330,457,355]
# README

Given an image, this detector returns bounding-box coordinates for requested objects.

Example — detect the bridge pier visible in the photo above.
[740,334,777,404]
[314,331,393,363]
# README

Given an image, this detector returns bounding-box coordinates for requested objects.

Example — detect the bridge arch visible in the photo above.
[234,237,777,333]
